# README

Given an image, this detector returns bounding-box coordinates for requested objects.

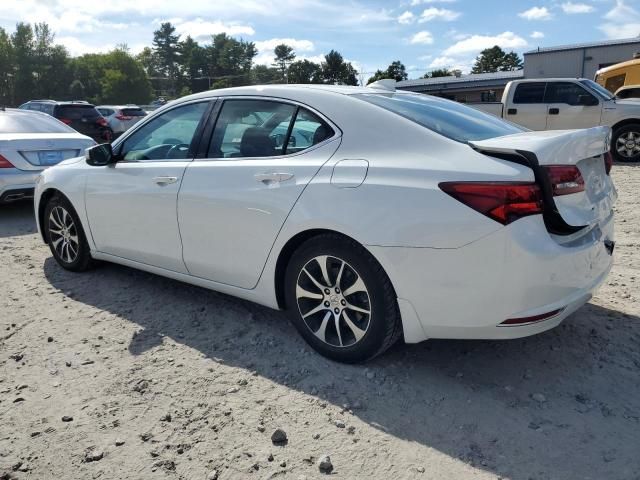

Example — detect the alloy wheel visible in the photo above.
[48,206,79,264]
[616,131,640,159]
[295,255,372,348]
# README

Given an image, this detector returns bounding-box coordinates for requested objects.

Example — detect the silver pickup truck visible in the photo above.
[471,78,640,162]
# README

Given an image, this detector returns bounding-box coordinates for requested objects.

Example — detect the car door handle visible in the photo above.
[507,108,517,115]
[549,108,560,115]
[153,176,179,186]
[254,172,294,184]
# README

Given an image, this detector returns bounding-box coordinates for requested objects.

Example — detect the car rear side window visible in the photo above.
[56,105,100,120]
[544,82,596,105]
[121,108,146,117]
[513,83,546,104]
[354,93,522,143]
[0,112,75,134]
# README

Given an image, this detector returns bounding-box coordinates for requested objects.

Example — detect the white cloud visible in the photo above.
[530,31,545,39]
[418,7,461,23]
[561,2,595,14]
[170,18,255,41]
[429,56,457,68]
[410,0,456,4]
[518,6,553,20]
[443,31,528,55]
[397,11,415,24]
[409,31,434,44]
[599,0,640,39]
[252,38,316,66]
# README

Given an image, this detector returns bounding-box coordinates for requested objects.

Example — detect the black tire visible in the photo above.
[44,194,94,272]
[611,124,640,162]
[284,234,402,363]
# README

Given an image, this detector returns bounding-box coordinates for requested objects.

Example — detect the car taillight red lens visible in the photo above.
[59,118,72,125]
[0,154,15,168]
[604,151,613,175]
[97,117,108,126]
[543,165,585,196]
[501,307,565,326]
[115,114,132,121]
[439,182,543,225]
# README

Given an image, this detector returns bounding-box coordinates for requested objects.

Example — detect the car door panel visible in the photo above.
[84,100,211,273]
[178,138,340,289]
[545,82,602,130]
[85,161,190,273]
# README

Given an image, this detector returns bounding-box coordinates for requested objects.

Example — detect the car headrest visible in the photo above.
[240,127,275,157]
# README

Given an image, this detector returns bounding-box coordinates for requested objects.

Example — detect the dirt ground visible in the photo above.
[1,165,639,480]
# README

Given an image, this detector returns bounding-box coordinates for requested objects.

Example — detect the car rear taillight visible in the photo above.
[604,151,613,175]
[58,118,72,125]
[543,165,585,196]
[96,117,108,127]
[115,113,132,121]
[439,182,543,225]
[0,154,15,168]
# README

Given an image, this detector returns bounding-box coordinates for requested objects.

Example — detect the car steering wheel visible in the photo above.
[167,143,190,159]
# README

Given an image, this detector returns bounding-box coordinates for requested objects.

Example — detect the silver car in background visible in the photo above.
[96,105,147,138]
[0,108,95,203]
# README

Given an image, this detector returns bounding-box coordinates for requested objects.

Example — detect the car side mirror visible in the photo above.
[577,95,598,106]
[86,143,116,166]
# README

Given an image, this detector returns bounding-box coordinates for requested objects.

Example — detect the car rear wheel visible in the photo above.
[44,195,94,272]
[284,234,402,363]
[612,124,640,162]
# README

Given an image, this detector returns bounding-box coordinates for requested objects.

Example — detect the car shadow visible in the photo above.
[0,200,37,238]
[43,258,640,480]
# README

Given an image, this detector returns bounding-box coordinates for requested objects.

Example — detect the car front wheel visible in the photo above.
[44,195,94,272]
[284,234,402,363]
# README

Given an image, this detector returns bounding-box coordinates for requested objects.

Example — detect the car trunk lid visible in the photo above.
[470,127,616,233]
[0,133,95,171]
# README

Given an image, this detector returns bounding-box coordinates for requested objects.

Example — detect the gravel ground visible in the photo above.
[1,165,639,480]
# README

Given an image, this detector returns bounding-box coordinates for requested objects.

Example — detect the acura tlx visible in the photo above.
[34,82,617,363]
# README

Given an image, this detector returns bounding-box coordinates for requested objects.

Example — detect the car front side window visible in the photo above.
[120,102,209,161]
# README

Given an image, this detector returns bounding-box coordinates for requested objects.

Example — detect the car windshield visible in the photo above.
[0,111,74,134]
[580,79,615,100]
[354,93,523,143]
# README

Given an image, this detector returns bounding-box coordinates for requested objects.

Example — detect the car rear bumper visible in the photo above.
[368,213,614,342]
[0,168,39,203]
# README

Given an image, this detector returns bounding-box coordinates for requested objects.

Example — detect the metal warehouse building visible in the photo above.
[397,37,640,101]
[524,37,640,79]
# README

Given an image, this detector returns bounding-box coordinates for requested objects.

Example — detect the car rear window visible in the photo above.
[121,108,146,117]
[56,105,100,120]
[354,93,522,143]
[0,112,75,134]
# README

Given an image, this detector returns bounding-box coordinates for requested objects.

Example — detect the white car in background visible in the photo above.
[0,108,95,203]
[34,84,616,362]
[96,105,147,138]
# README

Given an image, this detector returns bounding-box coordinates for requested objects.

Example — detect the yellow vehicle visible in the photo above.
[595,54,640,99]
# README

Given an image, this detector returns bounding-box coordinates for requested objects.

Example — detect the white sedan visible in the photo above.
[0,108,95,203]
[34,84,617,362]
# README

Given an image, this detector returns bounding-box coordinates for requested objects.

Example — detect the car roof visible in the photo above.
[183,84,401,102]
[1,107,53,118]
[27,100,96,106]
[97,105,142,109]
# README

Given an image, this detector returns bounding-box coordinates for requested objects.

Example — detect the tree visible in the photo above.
[99,50,153,104]
[471,45,523,73]
[272,44,295,81]
[367,60,408,84]
[287,59,322,84]
[152,22,181,95]
[206,33,257,88]
[179,36,207,93]
[11,23,36,105]
[0,27,14,105]
[252,64,280,84]
[321,50,358,85]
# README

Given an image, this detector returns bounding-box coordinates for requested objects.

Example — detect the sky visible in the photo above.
[1,0,639,80]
